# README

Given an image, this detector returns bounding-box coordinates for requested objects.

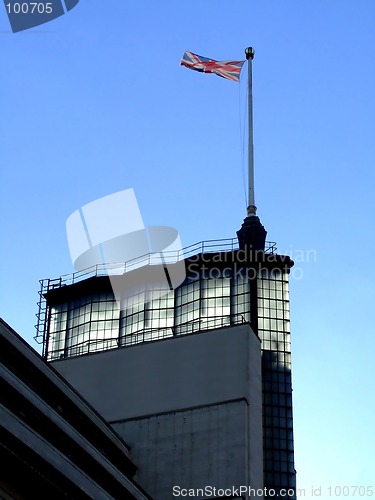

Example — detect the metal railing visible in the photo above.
[45,314,250,361]
[39,237,276,290]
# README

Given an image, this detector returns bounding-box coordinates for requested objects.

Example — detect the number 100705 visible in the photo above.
[6,3,53,14]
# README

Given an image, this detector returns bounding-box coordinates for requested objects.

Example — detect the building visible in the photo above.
[0,318,151,499]
[35,214,297,499]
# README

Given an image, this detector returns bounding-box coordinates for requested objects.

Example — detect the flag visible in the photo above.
[180,51,245,82]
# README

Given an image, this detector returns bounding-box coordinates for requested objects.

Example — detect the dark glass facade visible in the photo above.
[258,269,295,496]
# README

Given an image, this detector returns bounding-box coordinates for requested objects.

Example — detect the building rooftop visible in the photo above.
[35,237,278,350]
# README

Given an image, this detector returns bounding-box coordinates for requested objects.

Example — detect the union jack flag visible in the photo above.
[180,51,245,82]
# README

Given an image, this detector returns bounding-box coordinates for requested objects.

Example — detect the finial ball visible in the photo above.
[245,47,255,60]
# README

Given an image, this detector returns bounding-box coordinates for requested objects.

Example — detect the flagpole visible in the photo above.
[237,47,267,251]
[245,47,256,217]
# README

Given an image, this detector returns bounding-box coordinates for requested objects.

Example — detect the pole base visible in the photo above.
[237,214,267,252]
[247,204,257,217]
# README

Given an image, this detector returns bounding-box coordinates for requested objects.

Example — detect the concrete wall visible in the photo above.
[53,324,263,499]
[114,401,250,498]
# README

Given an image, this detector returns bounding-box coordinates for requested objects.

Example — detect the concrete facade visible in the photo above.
[53,324,264,499]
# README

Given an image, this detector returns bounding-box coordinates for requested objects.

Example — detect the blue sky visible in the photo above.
[1,0,375,495]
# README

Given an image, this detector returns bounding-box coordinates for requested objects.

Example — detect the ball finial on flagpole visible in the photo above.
[245,47,255,60]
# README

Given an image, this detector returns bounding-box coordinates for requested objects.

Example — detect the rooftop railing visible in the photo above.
[40,237,276,291]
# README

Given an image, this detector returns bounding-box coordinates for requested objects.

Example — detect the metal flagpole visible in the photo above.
[237,47,267,251]
[245,47,256,217]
